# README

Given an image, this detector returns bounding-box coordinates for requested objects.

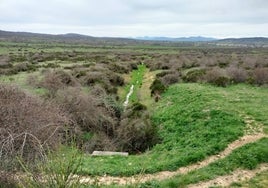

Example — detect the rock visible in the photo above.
[91,151,129,157]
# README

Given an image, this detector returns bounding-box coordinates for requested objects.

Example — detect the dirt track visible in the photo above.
[79,133,267,185]
[188,163,268,188]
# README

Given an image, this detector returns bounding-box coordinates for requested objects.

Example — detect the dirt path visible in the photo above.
[79,132,267,185]
[138,69,157,108]
[188,163,268,188]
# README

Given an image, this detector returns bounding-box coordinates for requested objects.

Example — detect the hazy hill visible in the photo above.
[0,30,136,45]
[0,30,268,47]
[135,36,217,42]
[215,37,268,47]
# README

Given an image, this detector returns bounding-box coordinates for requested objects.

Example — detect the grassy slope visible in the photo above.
[230,169,268,188]
[78,83,268,176]
[140,138,268,188]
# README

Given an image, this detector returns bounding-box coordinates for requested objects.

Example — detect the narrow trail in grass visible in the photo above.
[79,131,267,185]
[188,163,268,188]
[138,69,156,108]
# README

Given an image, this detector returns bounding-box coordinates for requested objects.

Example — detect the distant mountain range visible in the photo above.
[0,30,268,47]
[134,36,217,42]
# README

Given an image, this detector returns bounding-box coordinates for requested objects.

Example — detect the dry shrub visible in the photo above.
[108,62,130,74]
[107,71,125,86]
[40,70,79,95]
[83,71,106,86]
[0,55,12,68]
[116,103,159,153]
[54,88,100,132]
[204,68,230,87]
[12,62,37,73]
[227,67,248,83]
[0,171,18,188]
[0,84,70,165]
[82,70,123,94]
[54,88,122,152]
[160,73,180,86]
[83,133,117,152]
[251,68,268,86]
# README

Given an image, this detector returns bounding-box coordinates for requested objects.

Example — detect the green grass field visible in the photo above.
[77,83,267,177]
[139,138,268,188]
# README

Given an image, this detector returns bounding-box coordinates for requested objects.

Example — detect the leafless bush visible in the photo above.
[83,133,117,152]
[227,67,248,83]
[0,171,18,188]
[82,70,123,93]
[54,88,121,153]
[204,68,230,87]
[0,55,12,68]
[0,84,70,166]
[251,68,268,86]
[108,62,130,74]
[40,70,79,96]
[116,103,159,153]
[54,88,100,132]
[160,73,180,86]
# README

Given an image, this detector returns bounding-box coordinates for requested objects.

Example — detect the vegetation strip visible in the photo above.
[122,64,146,104]
[188,163,268,188]
[74,134,267,185]
[151,137,268,187]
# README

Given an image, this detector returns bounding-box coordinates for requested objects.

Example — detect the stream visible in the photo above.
[123,84,134,108]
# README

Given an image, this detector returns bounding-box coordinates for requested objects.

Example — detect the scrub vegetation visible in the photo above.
[0,38,267,187]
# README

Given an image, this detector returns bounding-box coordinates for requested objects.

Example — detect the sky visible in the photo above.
[0,0,268,38]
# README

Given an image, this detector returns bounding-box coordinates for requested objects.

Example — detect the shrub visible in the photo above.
[40,70,79,96]
[182,69,206,83]
[108,62,130,74]
[0,55,12,68]
[54,88,121,152]
[227,67,248,83]
[108,72,125,86]
[54,88,100,133]
[83,71,107,86]
[0,84,70,166]
[13,62,37,72]
[160,73,179,86]
[0,171,18,188]
[72,68,88,78]
[250,68,268,86]
[156,70,175,78]
[116,103,159,153]
[150,79,166,96]
[204,68,230,87]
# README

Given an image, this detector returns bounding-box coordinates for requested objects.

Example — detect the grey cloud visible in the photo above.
[0,0,267,37]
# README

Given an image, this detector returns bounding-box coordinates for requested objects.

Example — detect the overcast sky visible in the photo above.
[0,0,268,38]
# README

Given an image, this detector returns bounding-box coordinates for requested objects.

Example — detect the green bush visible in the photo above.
[211,76,230,87]
[182,69,206,83]
[150,79,166,96]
